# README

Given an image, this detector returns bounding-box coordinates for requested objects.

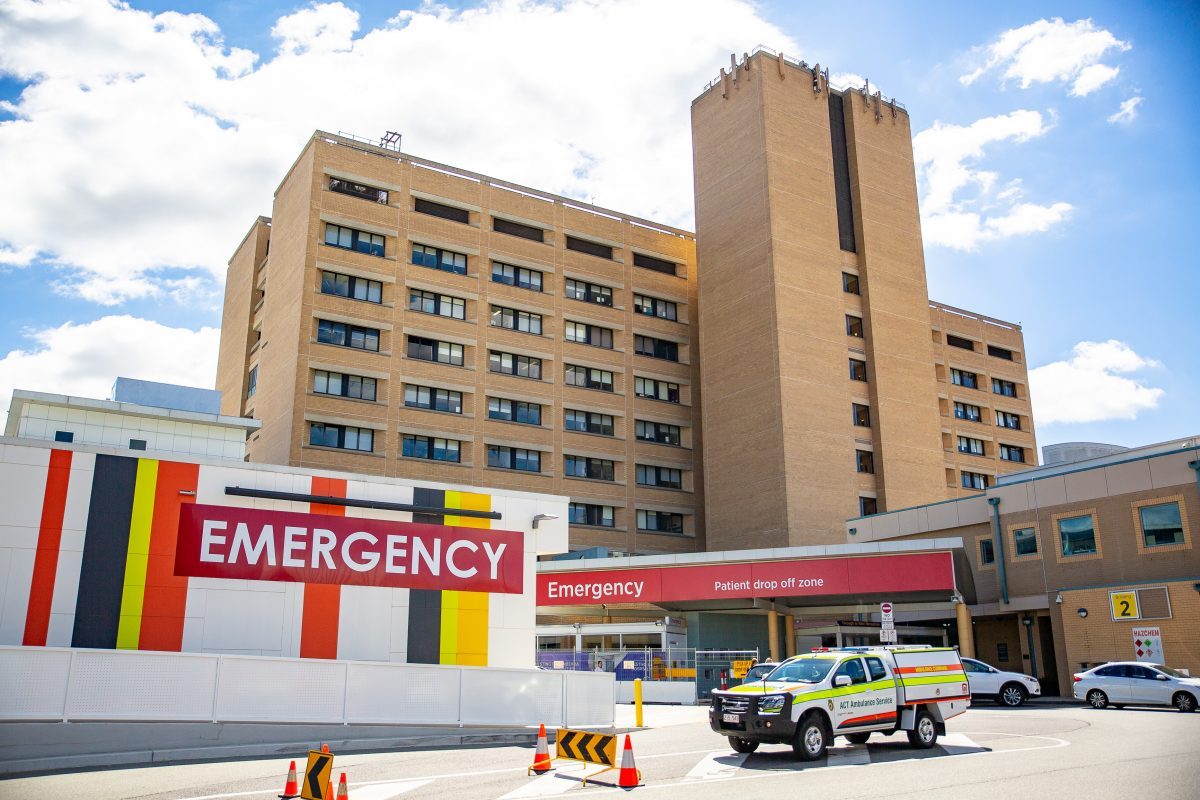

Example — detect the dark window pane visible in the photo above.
[493,217,545,242]
[566,236,613,260]
[633,252,677,275]
[415,197,469,224]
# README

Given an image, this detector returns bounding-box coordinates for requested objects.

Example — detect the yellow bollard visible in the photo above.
[634,678,644,728]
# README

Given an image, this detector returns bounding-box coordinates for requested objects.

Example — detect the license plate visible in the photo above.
[722,713,740,723]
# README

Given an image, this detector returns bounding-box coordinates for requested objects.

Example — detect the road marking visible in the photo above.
[348,780,433,800]
[826,743,871,767]
[498,763,590,798]
[937,733,985,754]
[681,750,748,781]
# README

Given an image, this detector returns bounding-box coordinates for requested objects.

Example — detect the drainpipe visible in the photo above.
[987,497,1009,605]
[1189,458,1200,494]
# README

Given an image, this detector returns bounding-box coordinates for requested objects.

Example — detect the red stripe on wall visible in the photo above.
[138,461,200,651]
[300,476,346,659]
[23,449,73,646]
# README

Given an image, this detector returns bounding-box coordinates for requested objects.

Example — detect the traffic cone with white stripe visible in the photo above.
[279,760,299,798]
[335,772,350,799]
[617,734,641,789]
[529,723,552,774]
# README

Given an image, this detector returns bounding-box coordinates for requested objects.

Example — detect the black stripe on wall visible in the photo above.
[828,91,857,254]
[72,454,138,649]
[407,486,444,664]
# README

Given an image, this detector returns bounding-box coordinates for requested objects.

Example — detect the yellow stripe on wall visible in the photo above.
[116,459,158,649]
[442,491,491,666]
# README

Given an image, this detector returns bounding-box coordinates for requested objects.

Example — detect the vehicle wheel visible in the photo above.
[906,710,938,749]
[729,736,759,753]
[845,732,871,745]
[1086,689,1109,709]
[792,713,829,761]
[998,683,1028,707]
[1173,692,1198,713]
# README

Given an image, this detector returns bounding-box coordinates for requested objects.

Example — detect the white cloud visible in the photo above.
[0,316,220,424]
[0,0,793,304]
[1107,96,1143,124]
[961,17,1130,96]
[912,110,1072,250]
[1029,340,1164,425]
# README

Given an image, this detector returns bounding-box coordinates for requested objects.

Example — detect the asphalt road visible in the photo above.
[2,703,1197,800]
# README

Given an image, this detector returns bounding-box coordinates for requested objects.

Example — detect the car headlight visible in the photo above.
[758,695,786,715]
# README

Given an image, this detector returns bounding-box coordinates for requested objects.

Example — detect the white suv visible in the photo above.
[961,657,1042,706]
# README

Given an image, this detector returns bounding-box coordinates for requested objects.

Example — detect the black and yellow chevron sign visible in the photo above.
[555,728,617,767]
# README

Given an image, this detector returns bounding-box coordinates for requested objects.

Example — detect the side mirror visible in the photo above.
[834,675,852,687]
[1157,674,1169,681]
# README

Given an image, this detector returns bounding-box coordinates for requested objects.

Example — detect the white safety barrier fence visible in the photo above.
[0,646,614,728]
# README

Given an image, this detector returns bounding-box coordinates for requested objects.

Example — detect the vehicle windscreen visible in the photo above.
[766,658,835,684]
[1152,665,1187,678]
[745,665,774,681]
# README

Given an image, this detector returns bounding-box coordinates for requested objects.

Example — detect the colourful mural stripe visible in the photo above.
[407,486,445,664]
[72,454,138,648]
[23,449,73,646]
[441,490,491,667]
[139,460,199,651]
[301,476,346,659]
[116,459,159,648]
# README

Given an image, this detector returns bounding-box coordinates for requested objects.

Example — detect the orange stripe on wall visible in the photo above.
[138,461,199,651]
[23,449,73,646]
[301,476,346,659]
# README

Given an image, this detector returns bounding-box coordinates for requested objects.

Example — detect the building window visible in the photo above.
[329,176,388,204]
[947,334,975,351]
[957,436,985,456]
[321,271,383,304]
[992,378,1018,397]
[634,335,679,362]
[565,235,613,260]
[996,643,1009,663]
[635,376,680,403]
[492,217,544,242]
[489,350,542,379]
[314,370,377,401]
[950,369,978,389]
[859,497,878,516]
[961,471,989,490]
[988,344,1014,361]
[856,450,874,474]
[565,409,614,436]
[411,243,467,275]
[842,272,860,295]
[633,252,677,275]
[564,320,614,349]
[409,289,465,320]
[852,403,871,427]
[489,397,542,425]
[633,294,678,321]
[310,422,373,452]
[564,279,613,307]
[402,434,460,462]
[490,305,543,335]
[414,197,469,224]
[1138,502,1185,548]
[954,402,981,422]
[487,445,541,473]
[404,385,462,414]
[999,444,1025,463]
[317,319,380,352]
[846,315,863,338]
[979,538,995,564]
[491,261,543,292]
[129,439,147,451]
[996,410,1021,430]
[564,455,615,481]
[635,420,681,446]
[246,365,258,398]
[569,502,614,528]
[1058,514,1098,556]
[1013,527,1039,556]
[565,364,613,392]
[637,509,684,533]
[407,336,464,366]
[324,224,384,257]
[636,464,682,489]
[849,358,867,382]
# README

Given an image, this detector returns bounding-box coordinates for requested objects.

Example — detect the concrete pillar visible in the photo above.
[784,615,796,657]
[956,602,975,659]
[768,610,780,661]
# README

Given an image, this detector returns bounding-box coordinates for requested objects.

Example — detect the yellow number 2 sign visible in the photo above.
[1109,591,1140,620]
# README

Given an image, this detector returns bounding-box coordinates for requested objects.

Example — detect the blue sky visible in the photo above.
[0,0,1195,452]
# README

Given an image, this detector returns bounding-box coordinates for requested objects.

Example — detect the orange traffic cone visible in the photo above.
[321,743,330,753]
[279,760,299,798]
[335,773,349,798]
[617,734,641,789]
[324,777,333,800]
[529,723,551,774]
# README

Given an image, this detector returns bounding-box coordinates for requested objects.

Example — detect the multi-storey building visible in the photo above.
[217,133,701,556]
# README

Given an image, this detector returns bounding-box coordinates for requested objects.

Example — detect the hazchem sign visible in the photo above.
[1132,627,1163,663]
[175,504,523,593]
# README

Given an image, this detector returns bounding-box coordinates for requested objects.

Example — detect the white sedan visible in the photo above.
[1073,662,1199,712]
[961,656,1042,706]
